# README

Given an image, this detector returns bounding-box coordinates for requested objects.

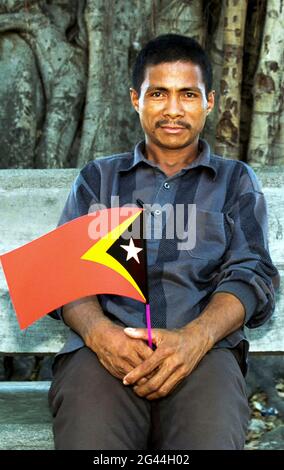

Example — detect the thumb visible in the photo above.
[124,327,161,345]
[124,327,148,340]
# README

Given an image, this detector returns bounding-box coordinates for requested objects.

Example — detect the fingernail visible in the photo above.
[123,379,129,385]
[124,328,140,336]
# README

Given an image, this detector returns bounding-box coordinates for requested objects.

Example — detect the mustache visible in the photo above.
[155,120,191,129]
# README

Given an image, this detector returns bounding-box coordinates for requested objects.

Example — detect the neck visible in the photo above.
[145,138,200,177]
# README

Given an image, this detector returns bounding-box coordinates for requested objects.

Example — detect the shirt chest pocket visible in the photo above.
[185,209,227,261]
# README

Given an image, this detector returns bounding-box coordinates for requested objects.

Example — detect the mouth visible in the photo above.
[159,126,187,134]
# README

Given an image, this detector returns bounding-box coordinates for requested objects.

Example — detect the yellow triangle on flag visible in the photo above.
[81,210,146,301]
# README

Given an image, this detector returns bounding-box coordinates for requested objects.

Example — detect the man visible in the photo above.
[48,34,278,450]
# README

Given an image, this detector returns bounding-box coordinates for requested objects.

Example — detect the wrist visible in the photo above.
[182,316,215,351]
[183,292,245,349]
[195,315,216,349]
[83,317,113,350]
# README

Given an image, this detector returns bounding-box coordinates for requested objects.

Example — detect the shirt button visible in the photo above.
[155,209,161,216]
[163,182,170,189]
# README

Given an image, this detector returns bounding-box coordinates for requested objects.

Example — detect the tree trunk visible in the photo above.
[239,0,266,162]
[0,33,42,168]
[203,0,224,151]
[153,0,205,45]
[215,0,248,159]
[0,1,86,168]
[271,63,284,165]
[247,0,284,165]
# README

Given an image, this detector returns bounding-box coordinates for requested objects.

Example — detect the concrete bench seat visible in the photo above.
[0,382,53,450]
[0,168,283,450]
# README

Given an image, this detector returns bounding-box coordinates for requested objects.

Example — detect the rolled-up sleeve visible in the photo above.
[214,167,280,328]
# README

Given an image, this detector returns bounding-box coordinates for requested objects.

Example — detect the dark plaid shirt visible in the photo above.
[55,139,279,367]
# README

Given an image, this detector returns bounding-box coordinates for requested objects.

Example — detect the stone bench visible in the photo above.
[0,168,283,450]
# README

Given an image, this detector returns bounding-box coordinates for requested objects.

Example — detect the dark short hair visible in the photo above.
[132,34,213,96]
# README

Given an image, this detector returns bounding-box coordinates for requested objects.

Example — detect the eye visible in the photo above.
[185,92,195,98]
[151,91,163,97]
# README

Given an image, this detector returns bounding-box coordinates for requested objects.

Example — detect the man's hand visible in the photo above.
[122,321,213,400]
[62,296,155,386]
[88,319,154,383]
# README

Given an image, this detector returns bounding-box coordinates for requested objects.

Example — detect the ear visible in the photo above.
[206,90,215,115]
[130,88,139,113]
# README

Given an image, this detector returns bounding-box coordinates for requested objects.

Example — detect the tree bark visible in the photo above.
[247,0,284,165]
[215,0,248,159]
[0,1,86,168]
[271,62,284,165]
[239,0,266,162]
[0,33,43,168]
[153,0,204,45]
[203,0,224,151]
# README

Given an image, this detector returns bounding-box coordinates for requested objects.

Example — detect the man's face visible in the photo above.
[130,61,214,150]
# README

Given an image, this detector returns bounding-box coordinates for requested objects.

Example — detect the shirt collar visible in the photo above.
[119,138,217,180]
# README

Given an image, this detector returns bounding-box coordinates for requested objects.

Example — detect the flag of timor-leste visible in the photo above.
[0,207,149,330]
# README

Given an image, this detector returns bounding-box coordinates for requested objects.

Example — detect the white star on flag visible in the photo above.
[120,237,143,263]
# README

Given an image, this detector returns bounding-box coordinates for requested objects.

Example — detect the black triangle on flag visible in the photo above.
[106,212,149,303]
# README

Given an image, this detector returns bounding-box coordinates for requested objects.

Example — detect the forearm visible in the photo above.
[184,292,246,348]
[62,295,112,346]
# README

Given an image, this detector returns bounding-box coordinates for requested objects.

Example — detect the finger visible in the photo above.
[124,327,162,347]
[133,362,179,397]
[98,356,132,380]
[120,340,147,368]
[123,349,167,385]
[125,350,144,368]
[145,369,186,401]
[136,341,154,361]
[115,349,152,383]
[137,368,158,386]
[137,377,147,386]
[124,327,149,341]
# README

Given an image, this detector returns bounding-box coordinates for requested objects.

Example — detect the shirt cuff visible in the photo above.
[48,306,65,322]
[214,281,258,324]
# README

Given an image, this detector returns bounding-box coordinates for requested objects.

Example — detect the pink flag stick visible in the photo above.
[145,303,153,349]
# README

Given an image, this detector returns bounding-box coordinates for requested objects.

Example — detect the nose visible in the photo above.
[163,94,184,119]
